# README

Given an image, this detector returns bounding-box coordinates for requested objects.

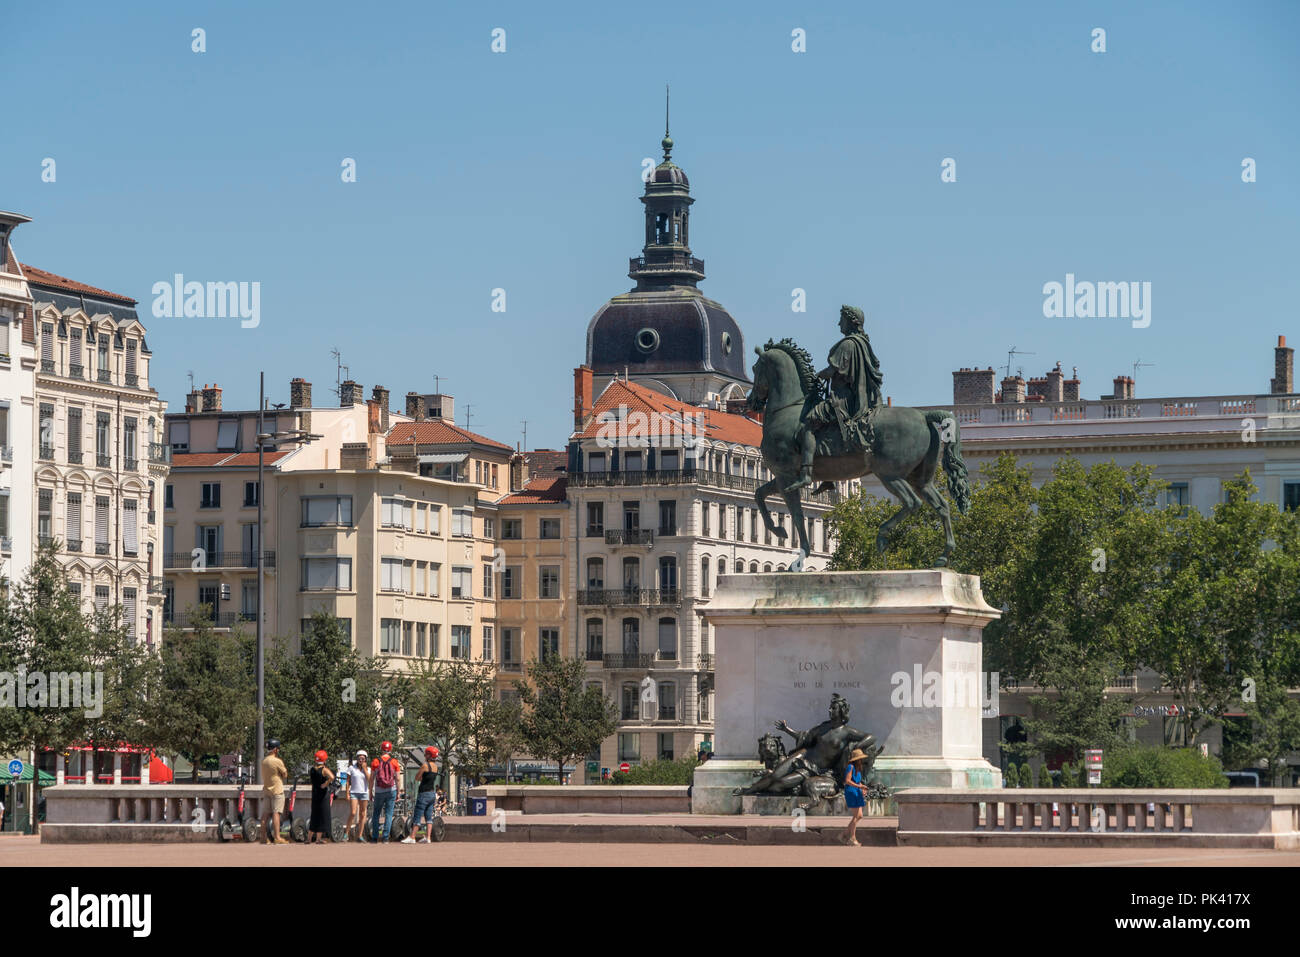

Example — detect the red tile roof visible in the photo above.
[20,263,136,304]
[385,420,512,451]
[577,379,762,447]
[522,449,567,475]
[498,475,567,506]
[171,450,293,468]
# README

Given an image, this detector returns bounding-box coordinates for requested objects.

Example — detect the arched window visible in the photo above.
[622,618,640,654]
[749,561,759,574]
[718,557,727,577]
[763,563,773,573]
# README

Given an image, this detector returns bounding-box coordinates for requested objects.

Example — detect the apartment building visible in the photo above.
[164,378,503,671]
[945,341,1300,775]
[0,213,36,587]
[566,370,843,778]
[494,451,570,699]
[23,257,169,643]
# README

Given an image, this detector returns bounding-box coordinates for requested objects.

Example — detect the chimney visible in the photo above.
[185,388,203,414]
[371,384,390,431]
[340,379,362,406]
[405,391,426,421]
[201,383,223,412]
[1112,375,1134,400]
[426,393,454,423]
[1000,375,1025,404]
[1063,366,1081,402]
[290,377,312,409]
[1045,363,1065,403]
[340,442,370,470]
[952,367,996,405]
[366,398,381,435]
[574,365,594,430]
[1272,335,1294,394]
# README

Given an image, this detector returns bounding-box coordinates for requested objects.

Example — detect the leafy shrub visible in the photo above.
[1100,746,1228,789]
[1036,763,1053,788]
[608,757,700,785]
[1018,763,1034,788]
[1004,762,1019,787]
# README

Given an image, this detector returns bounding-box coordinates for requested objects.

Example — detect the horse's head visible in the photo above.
[746,346,771,412]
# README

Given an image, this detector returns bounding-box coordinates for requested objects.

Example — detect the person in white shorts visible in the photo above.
[343,750,371,842]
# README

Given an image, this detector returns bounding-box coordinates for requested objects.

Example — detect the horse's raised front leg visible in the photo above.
[755,478,786,540]
[781,491,811,572]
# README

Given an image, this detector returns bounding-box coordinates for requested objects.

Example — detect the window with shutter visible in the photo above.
[66,493,82,548]
[122,588,137,639]
[94,585,109,614]
[41,323,53,365]
[38,490,52,542]
[216,420,238,450]
[169,421,189,452]
[122,500,138,555]
[67,408,82,456]
[126,340,137,375]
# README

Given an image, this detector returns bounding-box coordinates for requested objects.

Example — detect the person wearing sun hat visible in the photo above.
[343,749,370,842]
[841,748,870,846]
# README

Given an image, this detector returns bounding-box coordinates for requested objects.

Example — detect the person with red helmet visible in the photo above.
[369,740,402,843]
[402,746,441,844]
[308,749,336,843]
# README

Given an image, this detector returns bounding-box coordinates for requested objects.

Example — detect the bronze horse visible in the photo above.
[746,339,971,569]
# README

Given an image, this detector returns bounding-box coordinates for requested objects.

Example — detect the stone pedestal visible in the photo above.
[691,569,1003,814]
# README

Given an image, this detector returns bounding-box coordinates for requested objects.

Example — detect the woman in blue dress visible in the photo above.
[842,748,869,846]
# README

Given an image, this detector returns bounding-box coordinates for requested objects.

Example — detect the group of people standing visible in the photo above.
[258,739,445,845]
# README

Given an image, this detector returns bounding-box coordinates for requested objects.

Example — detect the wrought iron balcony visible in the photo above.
[41,359,54,373]
[125,373,139,388]
[698,653,714,671]
[149,442,171,465]
[39,445,55,461]
[499,660,522,673]
[67,450,83,464]
[148,576,166,595]
[605,528,655,546]
[164,550,276,570]
[69,364,84,380]
[124,457,138,472]
[603,653,654,670]
[578,587,680,607]
[97,369,112,383]
[95,542,109,555]
[96,453,111,467]
[585,648,604,662]
[1,446,10,463]
[571,468,841,505]
[66,539,82,553]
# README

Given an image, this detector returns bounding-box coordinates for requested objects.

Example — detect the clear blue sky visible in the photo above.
[4,1,1297,448]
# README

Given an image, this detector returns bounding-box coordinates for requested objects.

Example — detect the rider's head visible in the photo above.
[839,305,865,335]
[829,694,850,723]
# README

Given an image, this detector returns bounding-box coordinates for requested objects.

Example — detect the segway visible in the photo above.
[219,777,260,842]
[329,781,347,842]
[286,777,308,843]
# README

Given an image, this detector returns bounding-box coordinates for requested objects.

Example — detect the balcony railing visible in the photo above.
[585,648,604,662]
[125,373,139,388]
[571,468,841,505]
[96,453,111,468]
[95,542,109,555]
[123,457,138,471]
[149,442,171,465]
[66,539,82,553]
[698,653,714,671]
[1,446,11,464]
[97,369,111,383]
[69,364,84,380]
[67,450,83,464]
[499,661,522,673]
[39,445,55,460]
[603,653,654,670]
[41,359,54,373]
[605,528,655,546]
[180,612,256,629]
[164,550,276,570]
[148,576,166,595]
[578,588,680,606]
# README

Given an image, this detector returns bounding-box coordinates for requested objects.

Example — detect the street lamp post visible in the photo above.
[253,370,322,783]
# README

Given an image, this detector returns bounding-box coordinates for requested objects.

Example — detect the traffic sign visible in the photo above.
[1083,749,1103,770]
[619,762,630,774]
[8,759,23,777]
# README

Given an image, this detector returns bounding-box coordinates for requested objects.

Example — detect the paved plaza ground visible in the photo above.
[3,832,1297,867]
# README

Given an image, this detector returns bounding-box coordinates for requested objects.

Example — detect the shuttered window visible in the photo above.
[41,323,53,364]
[452,508,473,537]
[451,566,472,598]
[122,500,138,555]
[66,494,82,547]
[122,588,137,640]
[169,421,189,451]
[126,340,137,376]
[67,408,82,455]
[94,586,109,614]
[301,496,352,527]
[95,496,110,549]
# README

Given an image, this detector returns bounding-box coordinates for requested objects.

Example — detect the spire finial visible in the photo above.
[661,84,673,160]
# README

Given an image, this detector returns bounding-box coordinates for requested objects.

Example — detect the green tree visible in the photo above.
[147,611,257,781]
[1004,762,1019,788]
[263,612,396,773]
[406,657,520,789]
[0,546,144,829]
[514,655,617,785]
[1036,762,1053,788]
[1018,763,1034,788]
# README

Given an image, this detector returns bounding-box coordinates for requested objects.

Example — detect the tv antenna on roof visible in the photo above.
[521,420,528,452]
[1004,346,1035,379]
[330,348,350,398]
[1132,358,1155,381]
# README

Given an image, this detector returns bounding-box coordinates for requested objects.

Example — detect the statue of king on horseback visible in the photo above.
[746,305,971,570]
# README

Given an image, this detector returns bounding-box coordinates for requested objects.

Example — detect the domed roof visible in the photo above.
[585,291,749,383]
[648,162,689,187]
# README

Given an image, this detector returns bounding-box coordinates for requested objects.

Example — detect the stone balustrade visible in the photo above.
[468,785,689,815]
[42,784,296,843]
[896,788,1300,848]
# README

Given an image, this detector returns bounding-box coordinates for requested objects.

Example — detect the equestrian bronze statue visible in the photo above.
[746,305,971,569]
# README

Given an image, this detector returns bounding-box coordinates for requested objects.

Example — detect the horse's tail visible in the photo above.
[925,410,972,515]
